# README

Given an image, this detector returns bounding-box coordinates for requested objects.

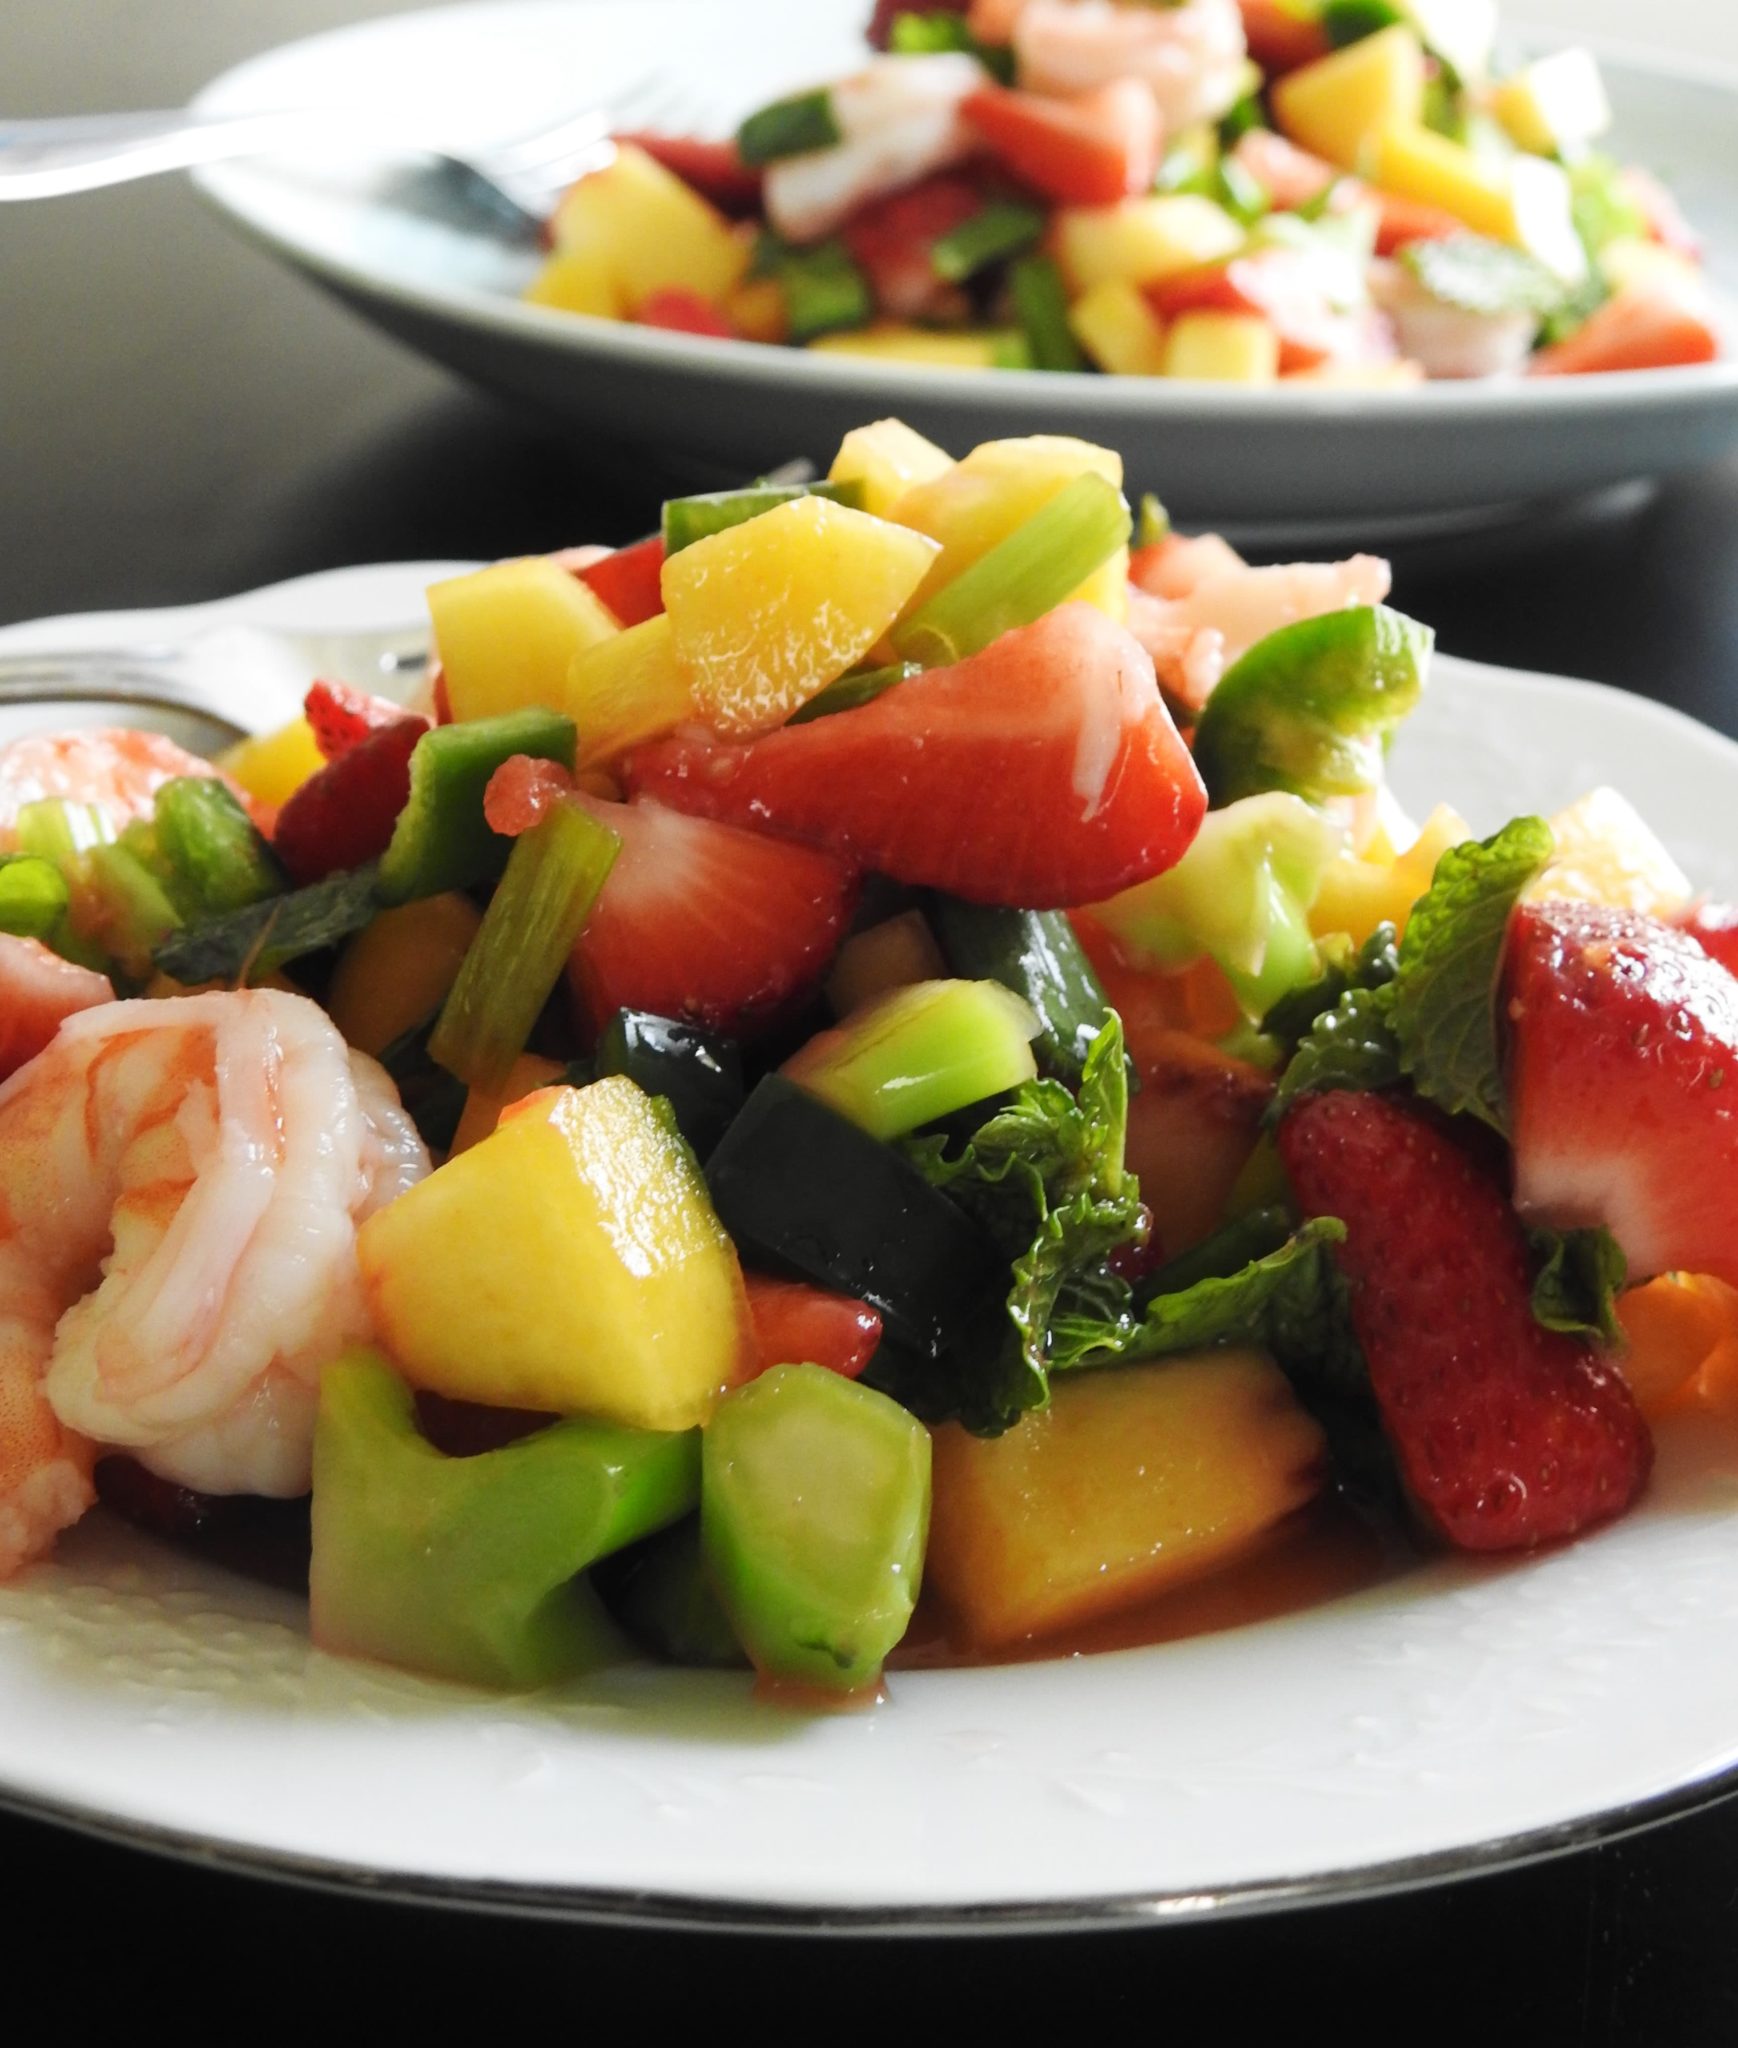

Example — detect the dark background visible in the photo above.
[5,6,1738,2038]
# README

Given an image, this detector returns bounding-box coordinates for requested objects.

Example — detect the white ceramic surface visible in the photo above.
[3,564,1738,1929]
[185,2,1738,540]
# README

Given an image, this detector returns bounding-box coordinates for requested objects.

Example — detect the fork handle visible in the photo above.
[0,109,351,201]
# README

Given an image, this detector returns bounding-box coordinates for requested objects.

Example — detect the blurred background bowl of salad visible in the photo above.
[189,0,1738,544]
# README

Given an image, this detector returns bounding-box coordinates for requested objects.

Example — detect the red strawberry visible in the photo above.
[567,794,857,1038]
[271,717,425,886]
[623,605,1205,909]
[1680,900,1738,980]
[843,172,983,321]
[569,533,666,627]
[0,935,111,1081]
[745,1273,881,1380]
[614,132,764,217]
[636,287,735,338]
[304,679,427,763]
[962,80,1160,208]
[1506,900,1738,1288]
[1279,1089,1652,1552]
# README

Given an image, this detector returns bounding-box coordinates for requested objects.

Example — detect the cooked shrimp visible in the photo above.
[0,934,112,1083]
[0,727,253,848]
[0,989,427,1572]
[1368,259,1537,381]
[1127,541,1392,710]
[1005,0,1250,133]
[763,53,981,243]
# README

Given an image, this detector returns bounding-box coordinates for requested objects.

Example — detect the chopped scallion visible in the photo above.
[661,480,867,557]
[737,88,841,167]
[1009,254,1087,372]
[787,662,919,725]
[772,237,875,343]
[0,855,70,943]
[152,777,286,917]
[931,202,1045,283]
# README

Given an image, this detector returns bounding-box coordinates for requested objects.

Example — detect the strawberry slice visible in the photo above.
[623,604,1205,909]
[1149,251,1397,374]
[1680,900,1738,980]
[0,935,112,1081]
[569,533,666,627]
[1235,0,1332,75]
[614,132,764,217]
[1279,1089,1652,1552]
[745,1273,881,1379]
[304,679,428,763]
[1506,900,1738,1287]
[636,287,736,337]
[843,172,984,320]
[1531,282,1719,376]
[566,794,857,1038]
[271,716,425,887]
[961,80,1160,207]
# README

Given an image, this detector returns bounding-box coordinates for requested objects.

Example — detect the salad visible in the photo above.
[522,0,1721,383]
[2,416,1736,1703]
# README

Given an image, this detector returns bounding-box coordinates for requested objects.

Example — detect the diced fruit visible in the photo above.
[564,614,697,768]
[1614,1274,1738,1420]
[928,899,1114,1084]
[1123,1035,1273,1253]
[304,679,422,762]
[637,287,734,337]
[567,795,856,1039]
[1681,902,1738,980]
[0,934,111,1083]
[842,172,984,319]
[1239,0,1333,74]
[1162,311,1282,382]
[429,557,620,724]
[595,1518,746,1668]
[745,1273,881,1379]
[594,1007,744,1159]
[1053,195,1246,295]
[358,1077,755,1428]
[614,131,763,217]
[828,418,954,518]
[379,709,577,904]
[450,1052,568,1157]
[1527,786,1691,918]
[1281,1088,1652,1550]
[826,910,948,1017]
[1310,801,1468,944]
[927,1351,1327,1648]
[572,534,667,629]
[216,716,325,810]
[1506,901,1738,1289]
[1491,48,1612,158]
[962,79,1160,206]
[706,1075,1006,1361]
[550,142,749,309]
[624,605,1205,910]
[1394,0,1497,83]
[1272,25,1427,169]
[270,717,425,887]
[660,495,939,735]
[702,1363,931,1693]
[1365,127,1586,280]
[724,272,789,344]
[1086,793,1341,1016]
[1069,279,1170,376]
[1531,281,1720,375]
[310,1349,698,1689]
[807,326,1024,368]
[524,247,624,319]
[782,978,1038,1140]
[326,892,483,1057]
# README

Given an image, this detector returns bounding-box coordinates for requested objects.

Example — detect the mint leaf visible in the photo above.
[1400,235,1567,320]
[1268,983,1403,1124]
[1389,816,1554,1135]
[1262,920,1400,1053]
[1529,1226,1628,1347]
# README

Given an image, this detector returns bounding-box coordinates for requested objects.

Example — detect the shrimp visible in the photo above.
[762,53,982,243]
[0,935,112,1084]
[1004,0,1250,134]
[0,988,428,1574]
[1368,258,1538,382]
[0,727,255,849]
[1127,536,1392,711]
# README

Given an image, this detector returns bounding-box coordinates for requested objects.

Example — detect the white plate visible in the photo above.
[186,2,1738,542]
[5,563,1738,1931]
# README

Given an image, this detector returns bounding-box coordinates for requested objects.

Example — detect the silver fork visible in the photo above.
[0,74,695,225]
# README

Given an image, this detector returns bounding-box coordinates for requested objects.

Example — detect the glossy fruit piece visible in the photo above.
[216,716,325,811]
[270,716,425,887]
[1614,1274,1738,1420]
[745,1273,881,1380]
[1680,901,1738,980]
[428,557,619,724]
[563,614,697,769]
[0,934,111,1082]
[1237,0,1332,72]
[825,910,947,1017]
[1526,786,1690,918]
[524,246,623,318]
[1531,283,1720,375]
[594,1007,744,1159]
[1068,279,1169,376]
[326,892,482,1057]
[1053,194,1244,294]
[636,287,734,336]
[1271,24,1427,169]
[1309,801,1468,947]
[1148,250,1385,376]
[613,131,763,216]
[706,1075,1005,1361]
[926,1351,1327,1649]
[310,1349,699,1689]
[827,417,953,519]
[961,79,1160,206]
[449,1052,568,1157]
[358,1077,755,1430]
[1506,901,1738,1287]
[567,794,856,1040]
[702,1363,931,1693]
[571,534,666,628]
[1122,1032,1274,1254]
[305,679,425,761]
[659,495,938,735]
[625,605,1205,911]
[782,978,1038,1141]
[842,172,984,320]
[550,142,749,309]
[1280,1088,1652,1551]
[1366,127,1584,278]
[1162,312,1281,383]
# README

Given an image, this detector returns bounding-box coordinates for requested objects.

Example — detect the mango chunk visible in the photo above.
[661,494,939,734]
[358,1077,754,1430]
[927,1351,1328,1648]
[1162,311,1280,383]
[450,1052,568,1157]
[1069,279,1170,377]
[524,247,624,320]
[1528,786,1691,918]
[1054,194,1244,294]
[1272,25,1427,170]
[1364,125,1586,280]
[1491,48,1612,158]
[807,325,1022,369]
[429,557,620,724]
[217,716,324,809]
[828,418,954,518]
[327,892,483,1057]
[566,612,697,766]
[550,142,748,310]
[1311,801,1470,945]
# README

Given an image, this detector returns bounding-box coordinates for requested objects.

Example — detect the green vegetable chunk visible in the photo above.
[661,479,867,557]
[1009,253,1089,371]
[152,777,286,916]
[154,862,384,983]
[932,202,1045,282]
[310,1349,700,1690]
[0,855,70,942]
[1192,605,1434,808]
[429,800,620,1090]
[737,87,843,166]
[755,234,874,342]
[890,471,1131,667]
[378,709,577,905]
[888,9,1016,81]
[781,978,1040,1141]
[594,1008,742,1159]
[702,1363,931,1694]
[596,1518,747,1669]
[926,898,1114,1085]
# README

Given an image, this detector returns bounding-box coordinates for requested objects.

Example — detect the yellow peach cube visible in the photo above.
[428,557,620,724]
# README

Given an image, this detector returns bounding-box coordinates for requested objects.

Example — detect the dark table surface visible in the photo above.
[6,6,1738,2038]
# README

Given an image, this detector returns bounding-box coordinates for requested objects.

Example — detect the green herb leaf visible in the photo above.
[1267,982,1404,1125]
[154,863,384,984]
[1400,234,1568,319]
[931,201,1045,283]
[1009,253,1088,372]
[1529,1225,1628,1347]
[888,10,1016,83]
[1262,921,1400,1052]
[1389,815,1553,1134]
